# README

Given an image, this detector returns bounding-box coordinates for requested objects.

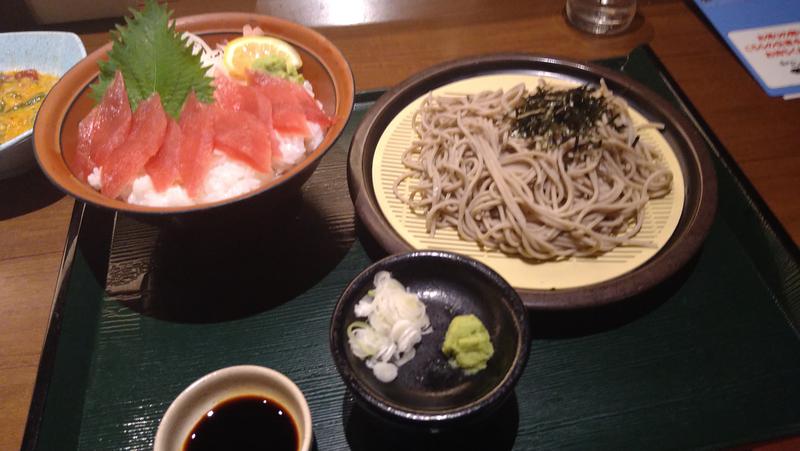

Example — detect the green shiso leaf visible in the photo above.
[89,0,214,118]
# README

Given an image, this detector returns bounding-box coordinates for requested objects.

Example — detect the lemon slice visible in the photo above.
[223,36,303,79]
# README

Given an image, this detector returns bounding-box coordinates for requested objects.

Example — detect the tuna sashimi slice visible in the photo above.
[214,75,274,125]
[249,86,274,126]
[271,133,282,159]
[214,75,247,112]
[247,72,309,136]
[101,94,168,199]
[87,71,132,168]
[271,107,309,136]
[251,90,279,159]
[282,78,332,127]
[215,75,280,160]
[247,71,331,126]
[213,106,272,173]
[145,118,182,192]
[178,92,215,198]
[70,107,99,180]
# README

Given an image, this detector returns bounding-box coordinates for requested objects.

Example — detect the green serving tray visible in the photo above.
[23,46,800,450]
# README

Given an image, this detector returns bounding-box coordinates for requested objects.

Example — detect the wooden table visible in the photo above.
[1,1,798,449]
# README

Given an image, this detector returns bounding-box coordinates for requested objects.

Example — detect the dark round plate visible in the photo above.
[329,251,530,426]
[347,54,717,311]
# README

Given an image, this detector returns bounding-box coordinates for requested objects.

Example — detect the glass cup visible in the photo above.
[566,0,637,35]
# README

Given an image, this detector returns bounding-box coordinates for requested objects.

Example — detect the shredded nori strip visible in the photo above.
[513,85,618,149]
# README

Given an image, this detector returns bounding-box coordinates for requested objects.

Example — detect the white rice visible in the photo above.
[127,176,194,207]
[87,167,102,190]
[273,132,306,168]
[200,152,270,203]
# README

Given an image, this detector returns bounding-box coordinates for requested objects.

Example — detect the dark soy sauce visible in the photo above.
[183,395,298,451]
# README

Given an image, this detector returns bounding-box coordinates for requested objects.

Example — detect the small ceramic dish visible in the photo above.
[33,13,354,226]
[330,251,530,427]
[154,365,312,451]
[0,31,86,179]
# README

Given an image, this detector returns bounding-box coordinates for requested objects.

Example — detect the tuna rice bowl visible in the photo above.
[66,2,334,207]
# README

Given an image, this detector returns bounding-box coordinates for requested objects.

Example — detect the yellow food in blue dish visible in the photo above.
[0,70,58,144]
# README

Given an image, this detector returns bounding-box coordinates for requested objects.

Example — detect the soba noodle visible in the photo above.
[392,81,673,260]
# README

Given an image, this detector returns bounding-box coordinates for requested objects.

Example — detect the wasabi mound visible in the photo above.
[442,314,494,375]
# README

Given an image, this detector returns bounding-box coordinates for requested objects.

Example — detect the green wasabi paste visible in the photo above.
[251,55,305,83]
[442,314,494,375]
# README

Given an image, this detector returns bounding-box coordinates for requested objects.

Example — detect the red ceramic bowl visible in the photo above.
[33,13,354,225]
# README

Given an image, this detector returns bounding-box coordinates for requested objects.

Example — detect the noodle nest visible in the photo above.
[392,81,673,261]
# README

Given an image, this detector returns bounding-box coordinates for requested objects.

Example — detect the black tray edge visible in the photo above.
[21,201,86,451]
[20,49,800,449]
[638,45,798,265]
[636,46,800,339]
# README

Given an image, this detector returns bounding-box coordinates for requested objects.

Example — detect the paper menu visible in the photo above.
[693,0,800,99]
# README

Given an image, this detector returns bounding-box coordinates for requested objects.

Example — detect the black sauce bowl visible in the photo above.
[330,251,530,427]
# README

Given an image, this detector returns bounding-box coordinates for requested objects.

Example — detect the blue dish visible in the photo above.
[0,31,86,179]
